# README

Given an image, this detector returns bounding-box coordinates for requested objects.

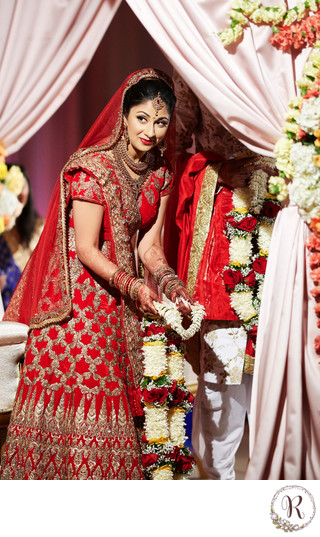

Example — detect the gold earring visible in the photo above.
[159,138,167,157]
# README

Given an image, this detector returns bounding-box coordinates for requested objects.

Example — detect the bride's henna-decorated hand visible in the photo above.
[170,285,194,314]
[137,284,160,315]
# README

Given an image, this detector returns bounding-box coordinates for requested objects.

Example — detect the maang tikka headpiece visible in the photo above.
[152,92,165,116]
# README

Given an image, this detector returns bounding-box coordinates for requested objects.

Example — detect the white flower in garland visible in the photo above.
[152,465,174,480]
[142,341,167,378]
[229,234,253,265]
[230,290,257,323]
[167,350,184,381]
[168,408,187,447]
[268,176,289,202]
[227,9,247,25]
[154,300,205,340]
[298,96,320,134]
[144,406,169,443]
[250,5,287,25]
[230,0,260,15]
[257,221,273,253]
[308,45,320,68]
[290,142,320,181]
[274,137,295,178]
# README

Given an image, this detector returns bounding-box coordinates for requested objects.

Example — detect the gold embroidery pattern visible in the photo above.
[201,321,247,385]
[187,164,220,295]
[244,353,255,375]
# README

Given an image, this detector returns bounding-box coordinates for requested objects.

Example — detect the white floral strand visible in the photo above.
[152,466,174,480]
[230,290,257,323]
[167,352,185,381]
[153,300,206,340]
[229,234,253,265]
[144,406,169,443]
[257,221,273,253]
[168,408,187,446]
[142,341,167,378]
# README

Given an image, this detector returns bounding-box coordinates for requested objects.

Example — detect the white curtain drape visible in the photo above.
[126,0,309,155]
[0,0,122,155]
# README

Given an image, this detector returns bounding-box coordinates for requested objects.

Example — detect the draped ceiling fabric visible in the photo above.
[126,0,309,156]
[0,0,122,155]
[126,0,320,479]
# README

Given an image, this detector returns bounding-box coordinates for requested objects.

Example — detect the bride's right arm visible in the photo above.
[73,199,118,280]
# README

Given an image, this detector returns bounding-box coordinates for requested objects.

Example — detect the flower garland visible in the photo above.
[218,0,320,49]
[222,168,282,361]
[139,303,205,479]
[0,142,25,233]
[219,2,320,357]
[153,300,206,340]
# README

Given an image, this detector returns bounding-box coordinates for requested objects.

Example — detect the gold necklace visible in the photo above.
[112,142,154,199]
[117,138,154,174]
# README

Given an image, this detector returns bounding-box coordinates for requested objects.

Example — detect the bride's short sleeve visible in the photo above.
[69,170,104,205]
[160,167,174,197]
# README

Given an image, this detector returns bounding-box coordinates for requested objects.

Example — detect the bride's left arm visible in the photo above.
[138,195,193,312]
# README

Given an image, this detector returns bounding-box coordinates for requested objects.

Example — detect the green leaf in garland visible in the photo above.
[231,19,240,29]
[155,375,169,386]
[141,377,150,388]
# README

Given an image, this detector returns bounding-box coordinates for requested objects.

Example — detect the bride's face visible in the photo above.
[124,99,170,159]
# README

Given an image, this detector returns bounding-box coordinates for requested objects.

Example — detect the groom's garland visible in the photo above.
[222,161,282,362]
[140,301,205,479]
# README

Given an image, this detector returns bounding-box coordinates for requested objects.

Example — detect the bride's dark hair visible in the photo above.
[123,78,176,120]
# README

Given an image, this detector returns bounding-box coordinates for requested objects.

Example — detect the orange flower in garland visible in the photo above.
[271,11,320,52]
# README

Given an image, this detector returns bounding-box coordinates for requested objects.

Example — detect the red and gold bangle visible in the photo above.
[153,266,185,297]
[110,268,144,301]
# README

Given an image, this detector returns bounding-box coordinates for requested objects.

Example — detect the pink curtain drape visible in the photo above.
[125,0,320,479]
[126,0,309,155]
[0,0,122,156]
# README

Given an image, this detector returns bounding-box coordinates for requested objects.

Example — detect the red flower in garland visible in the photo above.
[142,387,169,406]
[261,200,281,219]
[144,322,166,337]
[244,270,256,288]
[223,268,242,290]
[175,455,194,473]
[141,453,159,467]
[171,387,188,406]
[252,256,267,274]
[169,447,194,472]
[226,214,258,233]
[223,269,256,290]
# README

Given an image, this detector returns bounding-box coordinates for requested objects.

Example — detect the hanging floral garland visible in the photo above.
[218,0,320,48]
[140,301,205,480]
[222,166,282,361]
[219,1,320,357]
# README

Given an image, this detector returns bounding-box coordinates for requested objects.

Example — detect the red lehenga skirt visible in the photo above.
[0,241,145,480]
